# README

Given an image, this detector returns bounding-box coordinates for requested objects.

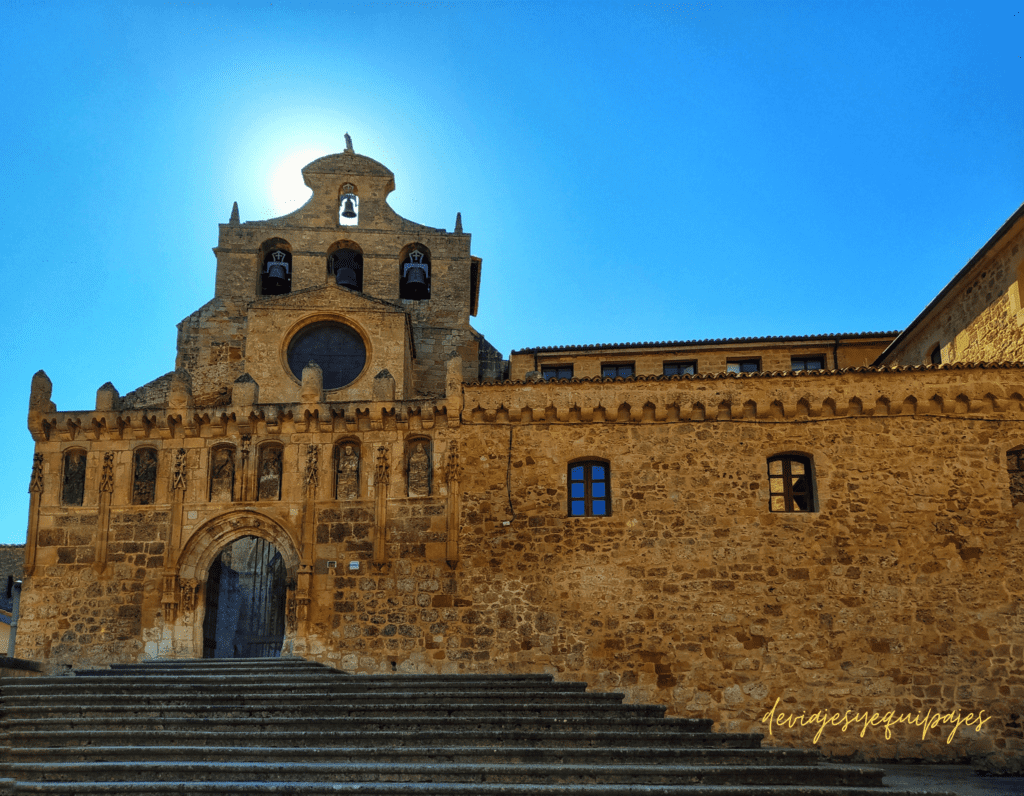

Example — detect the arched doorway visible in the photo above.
[201,535,287,658]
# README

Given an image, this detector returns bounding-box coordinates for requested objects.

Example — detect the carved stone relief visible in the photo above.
[408,441,431,497]
[62,450,86,506]
[132,449,158,505]
[258,445,283,501]
[336,444,360,499]
[209,447,235,502]
[29,454,44,494]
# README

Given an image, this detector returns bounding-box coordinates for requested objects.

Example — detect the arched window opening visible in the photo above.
[62,449,87,506]
[335,441,361,499]
[260,249,292,296]
[132,448,158,505]
[339,183,359,226]
[407,439,431,497]
[257,444,284,501]
[209,446,236,503]
[568,460,610,517]
[1007,447,1024,507]
[768,454,816,512]
[399,244,431,300]
[328,245,364,292]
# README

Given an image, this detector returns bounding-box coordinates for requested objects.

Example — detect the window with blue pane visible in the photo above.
[568,460,610,517]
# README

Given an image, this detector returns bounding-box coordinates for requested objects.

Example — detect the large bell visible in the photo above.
[340,195,357,219]
[335,268,359,290]
[404,266,428,298]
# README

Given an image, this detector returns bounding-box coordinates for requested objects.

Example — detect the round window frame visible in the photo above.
[281,314,372,393]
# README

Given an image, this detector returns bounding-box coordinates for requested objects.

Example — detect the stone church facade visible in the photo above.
[16,145,1024,768]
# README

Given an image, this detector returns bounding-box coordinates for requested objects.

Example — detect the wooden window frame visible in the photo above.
[568,460,610,517]
[664,361,697,376]
[601,363,635,379]
[791,356,825,372]
[768,454,816,512]
[541,365,574,380]
[727,359,761,374]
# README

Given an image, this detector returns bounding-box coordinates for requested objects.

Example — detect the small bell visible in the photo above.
[341,195,357,219]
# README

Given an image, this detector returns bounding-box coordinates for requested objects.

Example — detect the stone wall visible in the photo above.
[17,365,1023,767]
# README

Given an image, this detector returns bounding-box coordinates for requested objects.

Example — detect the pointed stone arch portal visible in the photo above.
[175,512,300,659]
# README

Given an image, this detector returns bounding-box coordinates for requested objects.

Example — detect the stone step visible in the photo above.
[3,684,600,702]
[3,760,889,786]
[2,715,722,739]
[11,674,587,693]
[1,782,955,796]
[6,744,818,767]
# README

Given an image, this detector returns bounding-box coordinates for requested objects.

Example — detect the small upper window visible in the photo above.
[664,361,696,376]
[602,363,634,378]
[728,359,760,374]
[768,455,815,512]
[541,365,574,380]
[930,345,942,365]
[791,356,825,372]
[568,461,610,517]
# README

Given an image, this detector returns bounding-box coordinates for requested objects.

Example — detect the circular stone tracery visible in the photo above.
[286,320,367,390]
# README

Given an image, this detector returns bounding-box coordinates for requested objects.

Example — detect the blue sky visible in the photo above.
[1,1,1020,544]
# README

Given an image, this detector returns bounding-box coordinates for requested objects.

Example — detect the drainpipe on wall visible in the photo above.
[7,580,22,657]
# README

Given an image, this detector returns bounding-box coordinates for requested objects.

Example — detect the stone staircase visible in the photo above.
[0,657,950,795]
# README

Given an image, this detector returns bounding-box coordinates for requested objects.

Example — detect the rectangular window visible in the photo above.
[727,359,760,374]
[568,461,610,517]
[768,455,815,512]
[791,356,825,371]
[601,363,635,378]
[541,365,574,380]
[664,361,696,376]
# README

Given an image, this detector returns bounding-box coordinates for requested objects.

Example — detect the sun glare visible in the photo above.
[268,149,323,215]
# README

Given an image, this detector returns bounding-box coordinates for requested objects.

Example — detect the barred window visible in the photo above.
[542,365,574,380]
[569,461,610,517]
[768,455,815,512]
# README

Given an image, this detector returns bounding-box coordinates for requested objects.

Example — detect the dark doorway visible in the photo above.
[202,536,287,658]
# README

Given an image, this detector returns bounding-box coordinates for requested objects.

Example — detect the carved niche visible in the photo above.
[335,443,360,499]
[209,446,235,503]
[133,448,158,505]
[258,445,283,501]
[62,450,87,506]
[407,440,431,497]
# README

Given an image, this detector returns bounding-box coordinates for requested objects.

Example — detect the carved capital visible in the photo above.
[28,454,44,494]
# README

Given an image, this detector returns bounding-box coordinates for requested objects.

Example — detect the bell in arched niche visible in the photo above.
[400,249,430,300]
[328,248,363,292]
[261,249,292,295]
[339,183,359,225]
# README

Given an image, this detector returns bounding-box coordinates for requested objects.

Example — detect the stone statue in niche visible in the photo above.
[209,447,235,502]
[336,445,360,499]
[258,447,283,501]
[133,449,158,505]
[407,442,431,497]
[62,450,86,506]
